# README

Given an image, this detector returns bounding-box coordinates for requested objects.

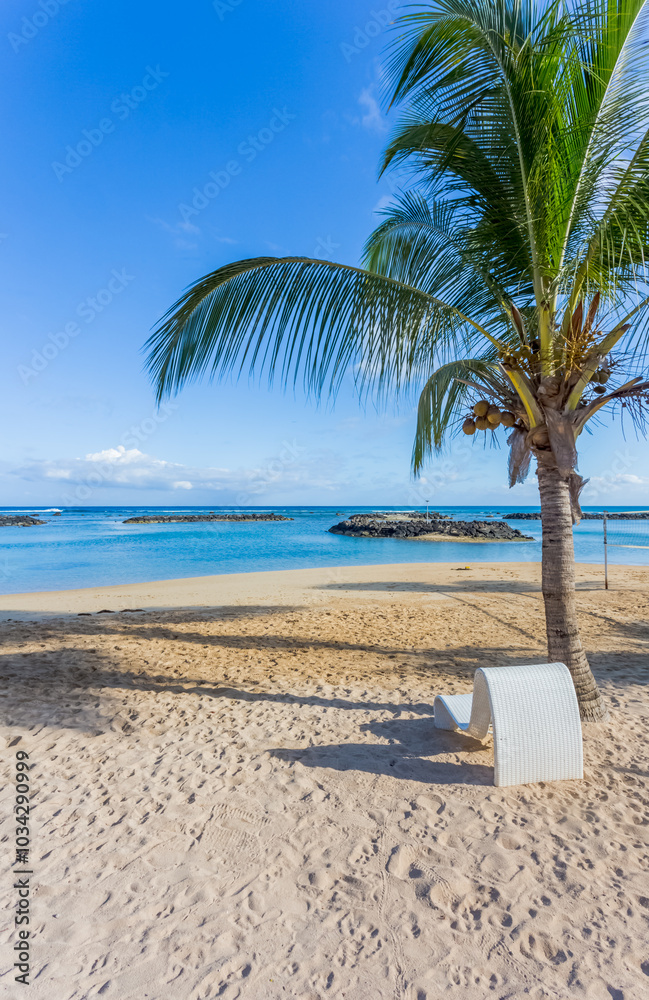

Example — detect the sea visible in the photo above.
[0,505,648,595]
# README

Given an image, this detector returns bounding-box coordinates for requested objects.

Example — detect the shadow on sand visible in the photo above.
[0,645,495,784]
[316,577,606,595]
[272,716,493,785]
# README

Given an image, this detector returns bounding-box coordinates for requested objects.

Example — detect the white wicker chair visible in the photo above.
[433,662,583,787]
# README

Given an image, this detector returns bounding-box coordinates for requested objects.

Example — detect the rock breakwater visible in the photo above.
[123,513,293,524]
[329,514,533,541]
[0,515,46,527]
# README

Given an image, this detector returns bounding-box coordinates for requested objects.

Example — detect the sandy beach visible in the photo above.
[1,561,647,1000]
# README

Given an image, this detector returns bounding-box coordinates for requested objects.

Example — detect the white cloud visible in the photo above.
[16,446,242,493]
[147,215,203,253]
[617,474,646,484]
[11,443,349,501]
[372,193,393,214]
[174,238,199,251]
[148,216,200,237]
[358,87,386,132]
[343,87,387,133]
[85,446,135,463]
[150,216,237,251]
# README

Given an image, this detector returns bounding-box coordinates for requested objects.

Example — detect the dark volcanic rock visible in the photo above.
[365,510,448,521]
[123,513,293,524]
[505,511,649,520]
[329,514,532,541]
[0,515,46,527]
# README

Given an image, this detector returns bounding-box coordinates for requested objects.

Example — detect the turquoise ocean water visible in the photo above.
[0,505,648,595]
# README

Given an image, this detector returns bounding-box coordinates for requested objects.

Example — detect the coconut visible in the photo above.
[500,410,516,427]
[531,427,550,447]
[475,415,490,431]
[473,400,489,417]
[487,405,501,426]
[462,418,476,435]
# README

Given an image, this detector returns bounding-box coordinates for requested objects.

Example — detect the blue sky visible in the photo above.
[0,0,647,508]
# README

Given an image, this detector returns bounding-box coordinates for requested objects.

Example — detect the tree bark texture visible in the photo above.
[537,462,608,721]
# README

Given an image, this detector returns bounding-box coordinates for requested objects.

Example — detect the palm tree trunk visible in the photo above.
[537,463,608,721]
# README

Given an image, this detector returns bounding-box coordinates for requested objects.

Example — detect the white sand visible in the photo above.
[0,562,647,999]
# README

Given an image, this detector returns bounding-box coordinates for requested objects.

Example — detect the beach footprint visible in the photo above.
[347,839,379,868]
[386,844,419,880]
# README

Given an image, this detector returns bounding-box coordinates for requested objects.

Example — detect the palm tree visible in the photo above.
[145,0,649,722]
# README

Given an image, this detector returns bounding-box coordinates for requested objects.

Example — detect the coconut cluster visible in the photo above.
[498,339,541,369]
[462,400,516,435]
[590,368,610,395]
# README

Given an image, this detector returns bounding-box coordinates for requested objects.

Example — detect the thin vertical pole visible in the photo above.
[603,510,608,590]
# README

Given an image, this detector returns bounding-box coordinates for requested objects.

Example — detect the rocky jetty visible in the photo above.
[504,511,649,520]
[364,510,449,521]
[123,513,293,524]
[0,515,46,527]
[329,514,532,541]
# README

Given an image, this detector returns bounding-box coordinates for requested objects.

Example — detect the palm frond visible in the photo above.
[146,0,649,476]
[362,189,514,343]
[145,256,492,404]
[413,353,506,472]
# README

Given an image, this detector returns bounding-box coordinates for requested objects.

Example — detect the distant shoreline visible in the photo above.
[407,533,531,542]
[0,560,639,619]
[123,513,293,524]
[1,506,647,595]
